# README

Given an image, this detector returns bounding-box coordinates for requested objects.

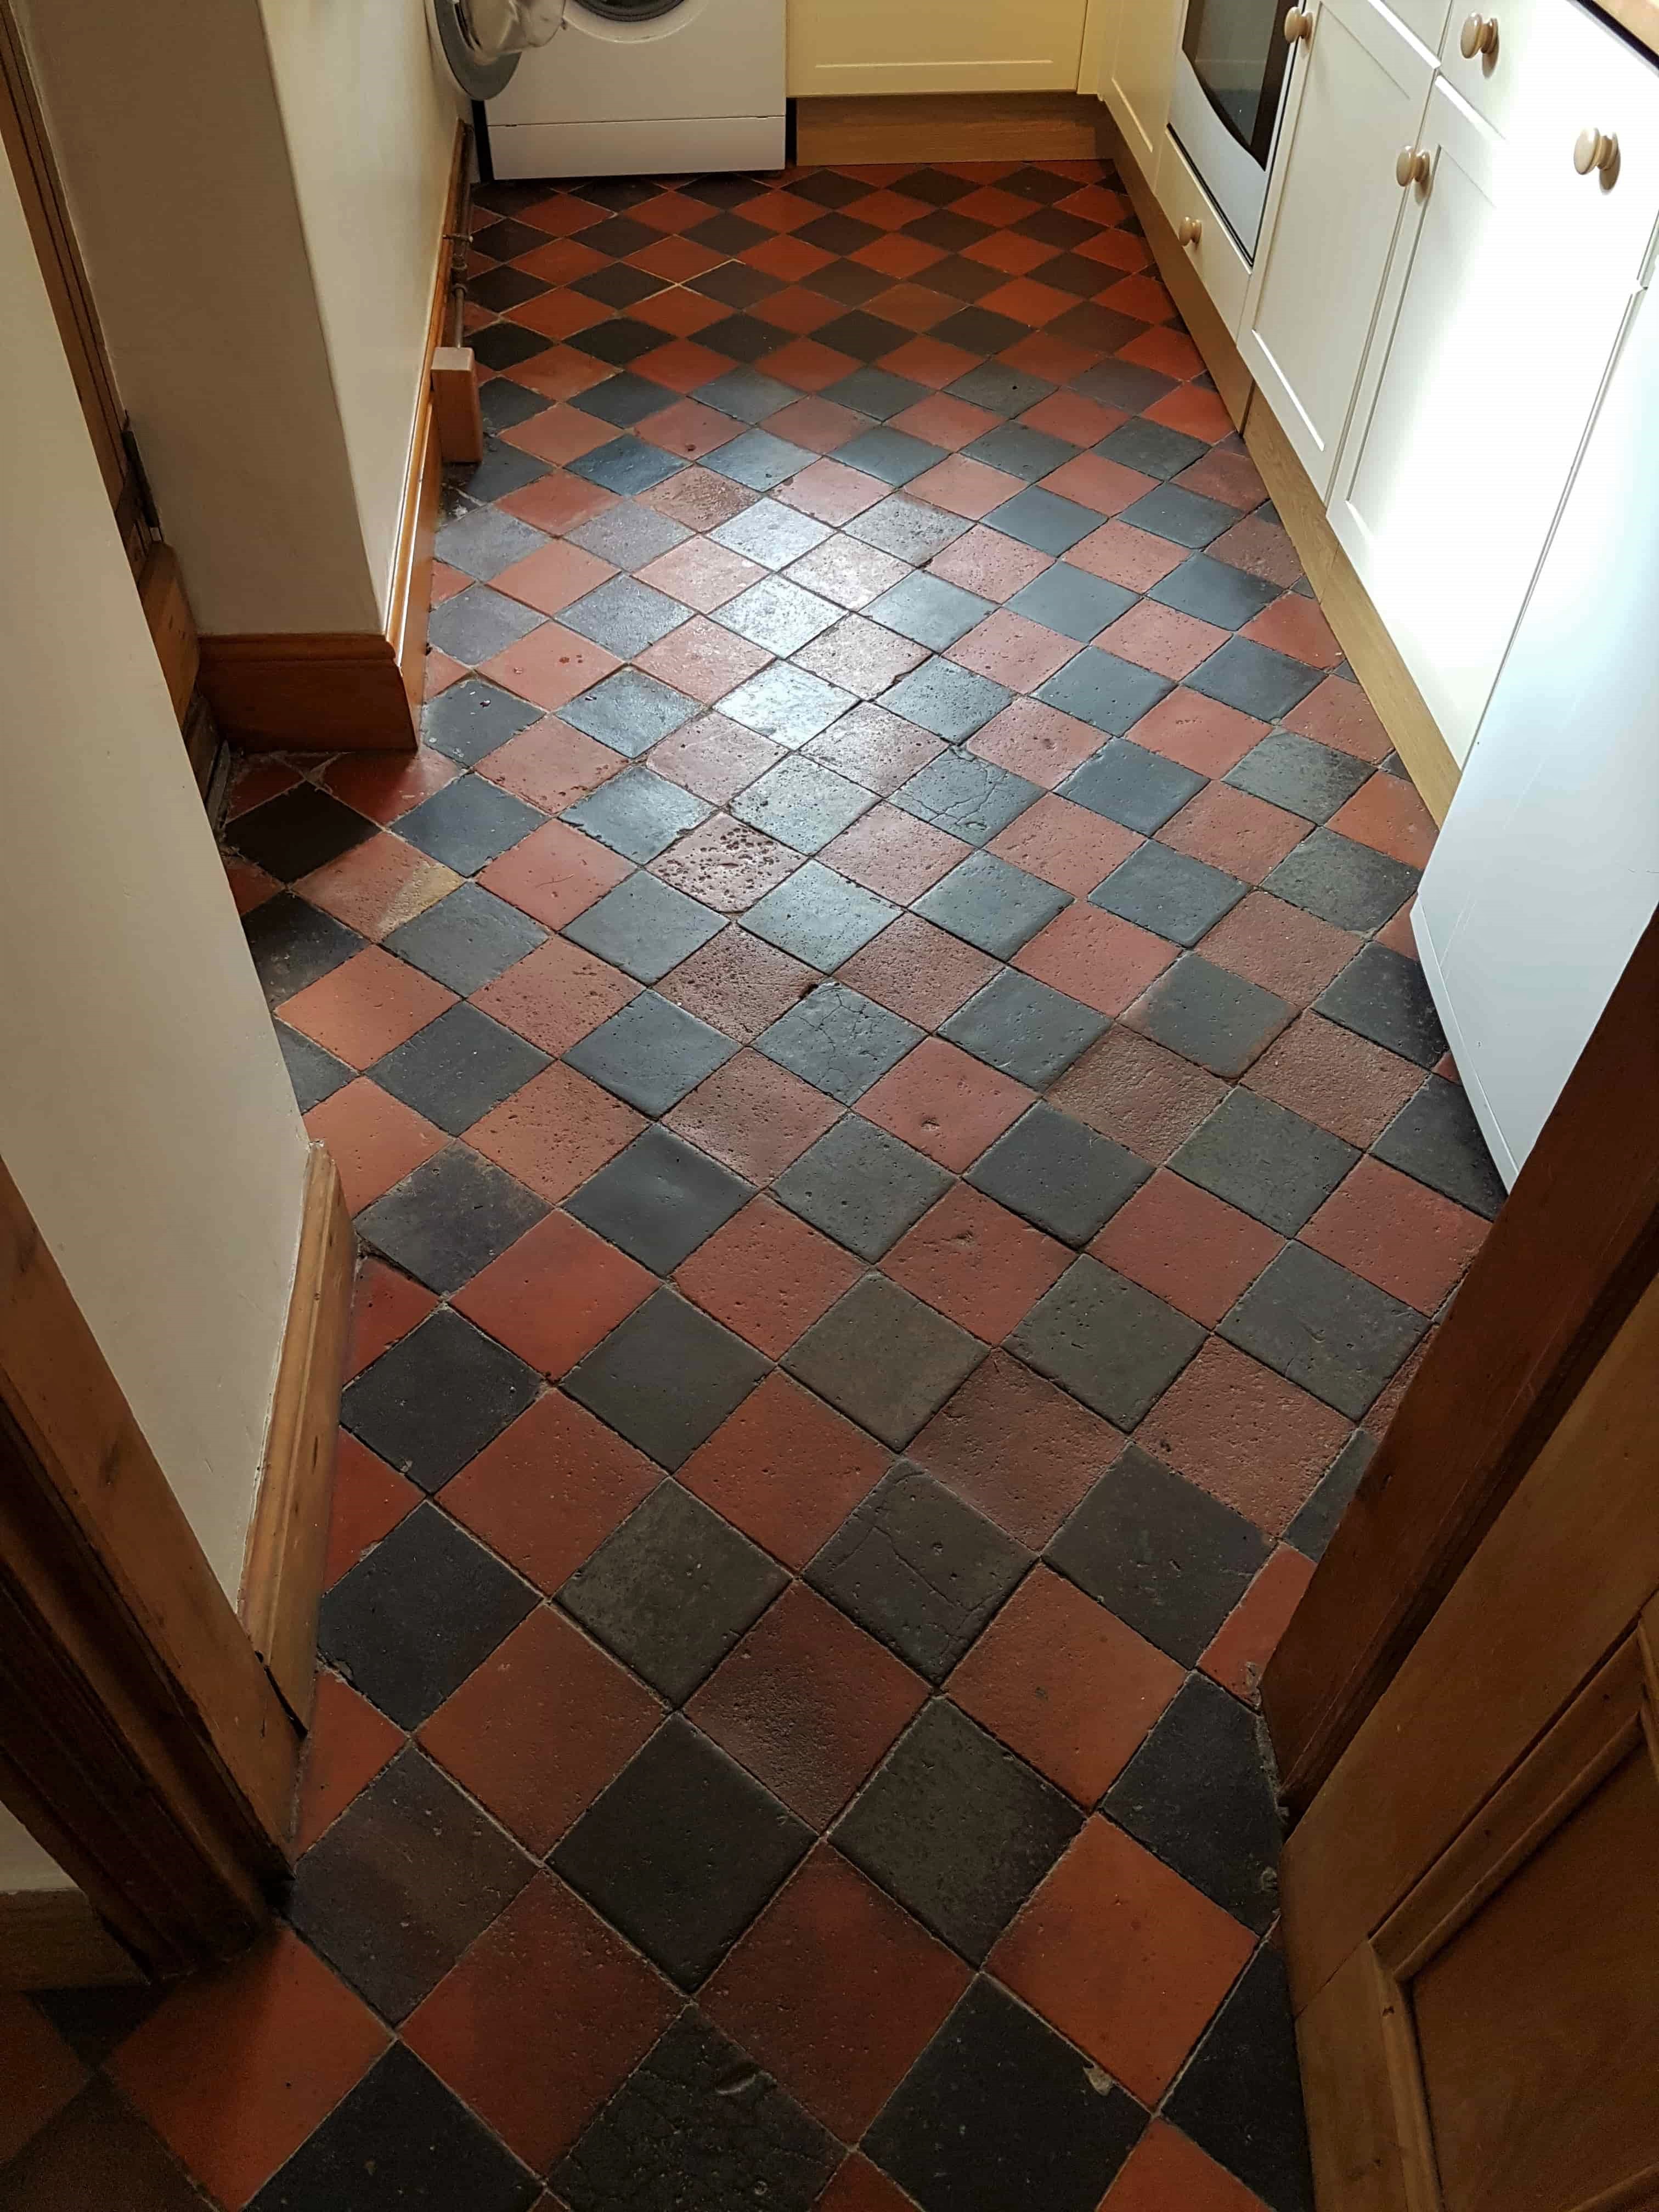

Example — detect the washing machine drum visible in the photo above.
[430,0,565,97]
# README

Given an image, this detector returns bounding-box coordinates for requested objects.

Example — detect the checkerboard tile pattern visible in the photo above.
[0,155,1506,2212]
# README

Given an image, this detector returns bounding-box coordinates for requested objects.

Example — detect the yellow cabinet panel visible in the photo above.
[787,0,1090,97]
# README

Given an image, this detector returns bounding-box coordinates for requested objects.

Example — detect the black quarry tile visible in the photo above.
[384,881,547,996]
[370,1003,551,1135]
[1164,1946,1315,2212]
[232,785,375,882]
[422,676,541,765]
[1284,1429,1376,1561]
[246,894,365,1006]
[565,1124,753,1274]
[1224,730,1374,822]
[341,1305,540,1483]
[277,1023,351,1113]
[1371,1075,1506,1218]
[1221,1242,1427,1419]
[1090,841,1247,946]
[1058,738,1202,830]
[1172,1089,1359,1234]
[1007,1256,1204,1427]
[355,1141,548,1290]
[1314,941,1448,1068]
[1130,953,1293,1079]
[968,1102,1149,1246]
[938,970,1106,1088]
[772,1118,953,1260]
[784,1276,985,1449]
[396,776,546,876]
[913,852,1068,958]
[754,981,922,1103]
[563,873,727,983]
[565,991,738,1114]
[564,1290,768,1470]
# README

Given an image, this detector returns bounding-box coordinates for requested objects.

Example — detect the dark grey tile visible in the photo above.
[706,428,820,492]
[245,893,364,1005]
[1005,565,1135,642]
[277,1023,350,1113]
[356,1142,548,1293]
[690,262,784,309]
[731,755,873,854]
[1222,1241,1427,1418]
[1372,1075,1506,1218]
[1150,554,1280,632]
[1070,358,1175,413]
[944,368,1058,420]
[566,501,693,575]
[479,374,555,432]
[834,1703,1080,1963]
[718,574,839,656]
[1008,1255,1204,1427]
[434,501,548,582]
[836,426,950,487]
[561,575,691,658]
[1036,651,1175,741]
[712,497,833,572]
[562,1482,785,1703]
[1224,730,1374,823]
[773,1118,952,1259]
[427,584,544,666]
[562,765,712,863]
[913,851,1068,957]
[422,676,541,766]
[1118,483,1237,549]
[962,423,1078,483]
[1059,737,1203,831]
[565,991,738,1114]
[565,1290,768,1469]
[1096,418,1206,480]
[552,1720,811,1988]
[395,776,545,876]
[900,206,991,251]
[232,785,375,882]
[938,970,1106,1088]
[1130,953,1293,1079]
[471,325,555,379]
[866,573,995,652]
[1188,636,1323,721]
[1048,1445,1269,1666]
[1314,941,1447,1068]
[1173,1088,1359,1233]
[742,860,900,970]
[984,487,1102,556]
[341,1304,540,1483]
[892,752,1041,845]
[369,1002,550,1134]
[932,306,1026,357]
[882,658,1013,746]
[1164,1947,1315,2212]
[572,370,682,428]
[784,1275,985,1448]
[795,210,881,255]
[561,667,702,758]
[720,663,855,747]
[755,981,922,1103]
[819,367,930,419]
[968,1102,1149,1245]
[567,433,685,497]
[1090,840,1247,945]
[573,319,686,372]
[566,1124,753,1273]
[845,495,970,565]
[1284,1430,1375,1562]
[693,367,799,424]
[1262,826,1419,933]
[570,262,668,312]
[563,872,726,983]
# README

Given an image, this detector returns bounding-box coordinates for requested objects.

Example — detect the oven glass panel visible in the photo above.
[1182,0,1293,166]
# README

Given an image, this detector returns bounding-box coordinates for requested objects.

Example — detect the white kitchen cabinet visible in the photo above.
[1240,0,1435,495]
[1155,126,1252,329]
[786,0,1090,97]
[1102,0,1181,178]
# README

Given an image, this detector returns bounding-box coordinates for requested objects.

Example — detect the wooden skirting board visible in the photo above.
[238,1143,354,1731]
[794,92,1102,164]
[0,1888,142,1991]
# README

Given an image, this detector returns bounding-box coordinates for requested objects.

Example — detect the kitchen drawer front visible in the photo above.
[1155,127,1252,332]
[1440,0,1659,202]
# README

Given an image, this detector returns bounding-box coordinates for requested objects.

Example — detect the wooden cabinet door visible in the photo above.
[786,0,1090,97]
[1240,0,1434,498]
[1102,0,1180,179]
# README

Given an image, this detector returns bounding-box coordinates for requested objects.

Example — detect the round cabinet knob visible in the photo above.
[1575,127,1620,182]
[1283,7,1313,41]
[1459,11,1499,57]
[1395,145,1432,189]
[1177,216,1203,247]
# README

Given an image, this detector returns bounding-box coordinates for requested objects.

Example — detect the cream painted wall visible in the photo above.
[259,0,456,622]
[0,1812,75,1895]
[0,154,311,1607]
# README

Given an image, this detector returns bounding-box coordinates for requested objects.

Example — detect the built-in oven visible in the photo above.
[1167,0,1297,258]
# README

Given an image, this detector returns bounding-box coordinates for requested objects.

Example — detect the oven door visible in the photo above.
[1168,0,1294,256]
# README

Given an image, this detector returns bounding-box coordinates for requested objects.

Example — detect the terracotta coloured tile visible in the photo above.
[964,229,1062,275]
[1096,600,1229,681]
[741,187,820,233]
[518,195,606,238]
[628,233,725,281]
[820,803,969,902]
[1039,453,1154,517]
[1200,891,1359,1007]
[1200,1546,1317,1701]
[480,622,622,714]
[278,947,455,1069]
[805,700,942,793]
[1282,671,1391,763]
[676,1194,865,1357]
[1139,1336,1352,1537]
[635,330,738,383]
[834,912,1000,1030]
[228,758,300,817]
[884,1183,1070,1342]
[1242,1012,1423,1147]
[499,470,618,537]
[633,188,709,233]
[950,1566,1182,1801]
[953,183,1037,227]
[492,540,618,622]
[304,1080,447,1216]
[298,836,460,943]
[1158,781,1307,886]
[755,286,844,336]
[1013,902,1174,1017]
[500,405,616,467]
[990,1819,1253,2107]
[847,185,933,229]
[648,712,784,805]
[858,1037,1035,1170]
[642,464,759,531]
[650,815,802,913]
[1206,511,1303,591]
[1127,686,1268,777]
[665,1047,842,1184]
[950,608,1074,690]
[1050,1026,1228,1164]
[1121,328,1205,386]
[762,395,866,453]
[678,1369,890,1569]
[889,394,1001,450]
[1098,272,1177,326]
[1058,182,1130,225]
[346,1257,437,1381]
[878,335,978,390]
[659,924,818,1042]
[1377,902,1421,958]
[1175,443,1268,510]
[768,337,860,392]
[294,1667,405,1853]
[424,647,467,700]
[1242,593,1343,669]
[1328,771,1438,868]
[634,616,772,706]
[967,697,1108,791]
[1364,1318,1435,1440]
[444,1391,660,1593]
[1104,2118,1273,2212]
[1146,383,1235,442]
[778,458,890,526]
[794,614,929,698]
[419,1609,661,1855]
[819,2158,920,2212]
[110,1929,388,2211]
[979,276,1075,326]
[785,538,913,616]
[476,716,623,816]
[910,1351,1118,1546]
[1064,518,1186,592]
[927,523,1052,603]
[477,817,634,930]
[1074,224,1150,273]
[322,746,461,825]
[467,1062,644,1200]
[0,1996,86,2168]
[704,1848,970,2140]
[513,239,607,285]
[404,1876,678,2175]
[1090,1169,1283,1329]
[1301,1155,1486,1313]
[1023,400,1126,454]
[503,345,611,403]
[635,538,764,615]
[852,232,947,279]
[453,1208,654,1377]
[746,233,837,281]
[472,938,634,1056]
[507,286,611,340]
[226,858,280,915]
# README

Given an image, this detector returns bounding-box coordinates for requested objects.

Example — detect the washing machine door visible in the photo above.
[428,0,566,98]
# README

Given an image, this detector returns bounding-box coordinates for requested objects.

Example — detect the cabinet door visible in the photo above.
[786,0,1090,97]
[1103,0,1180,178]
[1328,76,1640,764]
[1240,0,1434,497]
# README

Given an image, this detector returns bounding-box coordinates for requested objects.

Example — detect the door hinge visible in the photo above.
[121,420,161,534]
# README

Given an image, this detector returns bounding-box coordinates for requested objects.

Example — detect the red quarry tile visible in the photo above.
[473,930,639,1060]
[762,395,866,453]
[949,1566,1182,1801]
[706,1849,970,2141]
[502,346,611,403]
[1200,891,1360,1006]
[1158,781,1307,886]
[1075,224,1150,273]
[680,1370,889,1569]
[857,283,952,335]
[1021,392,1128,448]
[225,857,279,916]
[806,698,942,790]
[675,1195,865,1358]
[746,233,837,281]
[346,1257,437,1380]
[516,193,603,236]
[821,803,969,902]
[304,1080,446,1216]
[1176,443,1268,511]
[666,1047,842,1184]
[1099,272,1177,326]
[950,608,1075,691]
[1039,453,1155,518]
[627,233,725,281]
[419,1609,660,1854]
[1365,1319,1435,1440]
[1007,336,1104,386]
[1050,1027,1228,1163]
[1128,687,1268,776]
[1140,1336,1352,1537]
[424,647,466,701]
[293,1668,404,1854]
[0,1996,85,2168]
[480,621,622,713]
[785,535,911,613]
[1064,519,1186,592]
[323,745,461,825]
[648,712,784,805]
[1243,1012,1424,1147]
[405,1877,678,2176]
[964,228,1061,275]
[1013,904,1175,1017]
[1242,592,1343,670]
[768,337,860,392]
[1283,671,1392,763]
[846,186,932,230]
[632,188,709,234]
[834,913,1000,1030]
[889,393,1001,449]
[778,458,889,526]
[1378,901,1421,958]
[1120,324,1206,381]
[852,232,947,279]
[467,1062,644,1201]
[1207,511,1304,591]
[642,464,759,531]
[634,617,772,706]
[1200,1545,1317,1701]
[278,948,455,1069]
[910,1350,1121,1546]
[500,404,616,467]
[635,536,765,613]
[977,276,1073,326]
[949,181,1035,227]
[741,187,821,233]
[633,300,729,353]
[454,1209,654,1376]
[477,817,634,930]
[755,286,844,337]
[1328,771,1438,868]
[499,469,617,537]
[324,1432,421,1587]
[884,1183,1070,1343]
[1301,1155,1486,1313]
[927,523,1053,603]
[1104,2118,1273,2212]
[111,1928,388,2211]
[878,335,978,390]
[493,539,617,619]
[968,697,1108,791]
[476,717,623,817]
[508,287,611,341]
[659,924,817,1042]
[794,615,929,698]
[651,815,803,913]
[1091,1169,1283,1328]
[988,792,1141,895]
[818,2157,921,2212]
[687,1584,925,1828]
[228,758,300,817]
[445,1391,659,1594]
[858,1038,1035,1171]
[991,1821,1252,2107]
[905,454,1025,521]
[1096,600,1229,681]
[297,835,459,941]
[1146,383,1235,442]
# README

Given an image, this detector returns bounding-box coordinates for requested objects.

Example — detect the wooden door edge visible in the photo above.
[0,1888,143,1992]
[793,92,1102,163]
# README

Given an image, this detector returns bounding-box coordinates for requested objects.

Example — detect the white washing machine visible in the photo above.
[429,0,785,180]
